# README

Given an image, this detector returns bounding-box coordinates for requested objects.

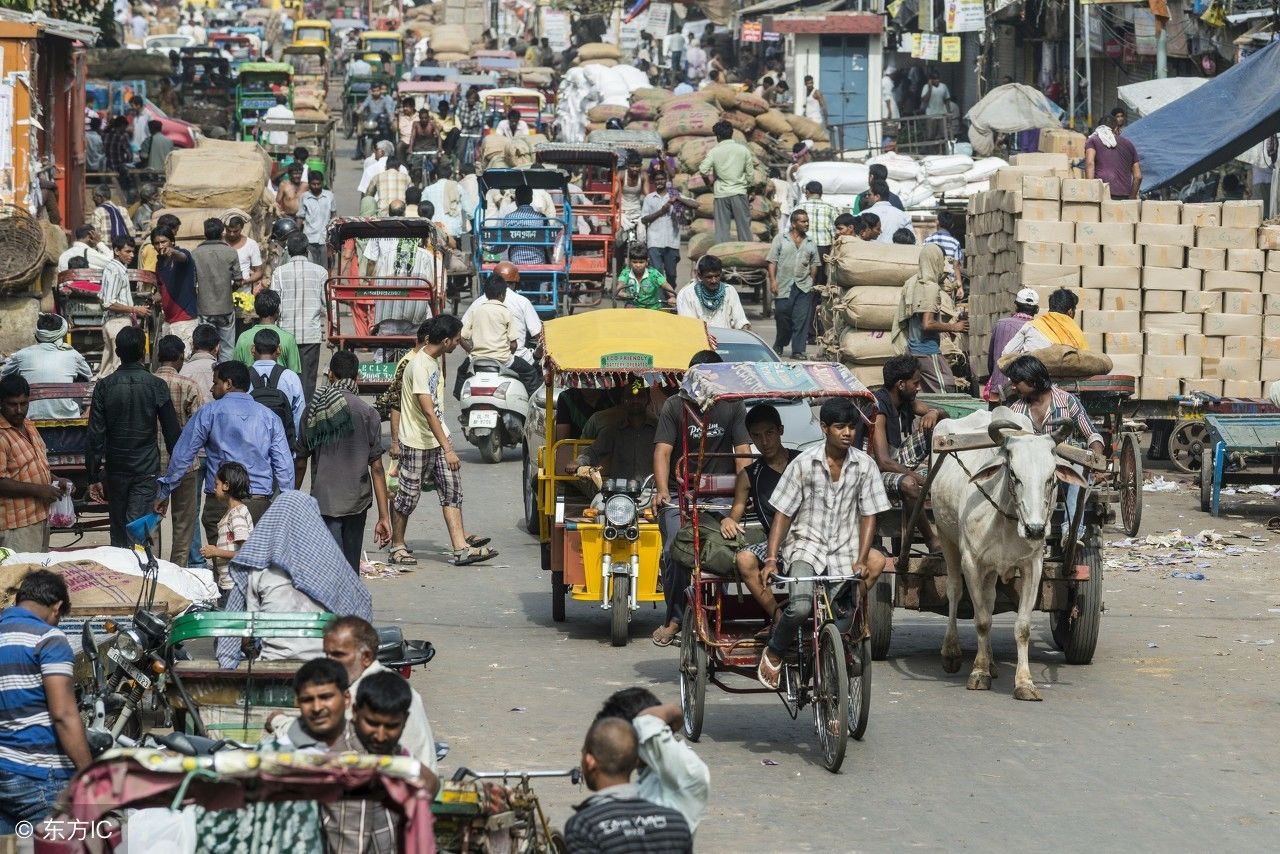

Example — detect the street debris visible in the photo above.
[1143,476,1181,492]
[1105,528,1272,577]
[1170,572,1206,580]
[760,759,780,766]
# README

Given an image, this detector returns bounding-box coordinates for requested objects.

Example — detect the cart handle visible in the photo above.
[771,573,863,584]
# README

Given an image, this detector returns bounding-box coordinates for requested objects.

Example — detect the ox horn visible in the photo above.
[987,419,1021,445]
[1048,418,1076,445]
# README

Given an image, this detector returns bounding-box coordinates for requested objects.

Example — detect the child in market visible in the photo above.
[614,244,676,310]
[200,462,254,605]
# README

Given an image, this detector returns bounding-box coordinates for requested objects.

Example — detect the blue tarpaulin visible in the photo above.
[1125,40,1280,191]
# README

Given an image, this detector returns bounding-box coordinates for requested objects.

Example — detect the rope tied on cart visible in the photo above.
[949,452,1020,524]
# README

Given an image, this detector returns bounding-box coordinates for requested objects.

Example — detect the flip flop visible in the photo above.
[465,534,491,548]
[388,546,417,566]
[651,626,678,647]
[453,546,498,566]
[757,649,782,691]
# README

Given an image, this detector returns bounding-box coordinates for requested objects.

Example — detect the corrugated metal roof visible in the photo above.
[0,9,99,42]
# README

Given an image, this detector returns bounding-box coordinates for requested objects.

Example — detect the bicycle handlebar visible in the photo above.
[450,766,582,784]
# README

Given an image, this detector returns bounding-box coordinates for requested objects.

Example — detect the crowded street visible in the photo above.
[1,1,1279,851]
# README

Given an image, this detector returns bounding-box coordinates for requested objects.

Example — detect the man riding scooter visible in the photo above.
[355,83,396,160]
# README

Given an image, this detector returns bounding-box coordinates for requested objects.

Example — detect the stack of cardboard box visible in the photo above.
[965,173,1279,399]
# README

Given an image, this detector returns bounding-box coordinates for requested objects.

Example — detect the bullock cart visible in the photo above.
[870,409,1110,673]
[676,362,877,773]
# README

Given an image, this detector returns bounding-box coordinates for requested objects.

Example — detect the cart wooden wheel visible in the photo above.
[609,576,629,648]
[869,573,893,661]
[1199,449,1213,513]
[815,622,850,773]
[551,569,566,622]
[1167,419,1209,474]
[678,610,706,741]
[1119,432,1143,537]
[847,636,871,741]
[1050,541,1102,664]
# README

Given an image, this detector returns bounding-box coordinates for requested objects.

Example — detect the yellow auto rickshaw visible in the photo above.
[293,19,331,50]
[526,310,715,646]
[359,30,404,76]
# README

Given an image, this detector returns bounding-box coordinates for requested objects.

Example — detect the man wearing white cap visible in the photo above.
[985,287,1040,401]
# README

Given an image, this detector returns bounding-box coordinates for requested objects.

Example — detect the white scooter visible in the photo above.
[459,358,531,463]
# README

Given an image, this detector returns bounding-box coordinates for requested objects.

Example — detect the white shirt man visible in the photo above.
[675,281,749,330]
[869,200,913,244]
[462,287,542,364]
[685,43,707,81]
[347,57,373,79]
[882,73,900,120]
[57,238,112,272]
[262,101,295,146]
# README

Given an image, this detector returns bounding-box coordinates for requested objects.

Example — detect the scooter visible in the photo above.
[459,357,530,464]
[356,114,393,159]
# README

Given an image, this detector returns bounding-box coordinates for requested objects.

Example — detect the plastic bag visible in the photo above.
[49,491,76,529]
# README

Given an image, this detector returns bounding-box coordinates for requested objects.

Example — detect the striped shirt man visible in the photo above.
[924,226,963,264]
[0,606,76,781]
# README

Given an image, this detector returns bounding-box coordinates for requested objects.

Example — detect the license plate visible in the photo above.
[469,410,498,429]
[106,646,152,689]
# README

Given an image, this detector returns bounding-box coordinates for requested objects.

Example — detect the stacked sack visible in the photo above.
[431,24,470,64]
[851,152,1008,210]
[556,64,650,142]
[576,42,622,68]
[817,237,922,388]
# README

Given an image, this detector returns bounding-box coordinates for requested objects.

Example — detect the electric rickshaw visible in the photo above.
[235,62,293,141]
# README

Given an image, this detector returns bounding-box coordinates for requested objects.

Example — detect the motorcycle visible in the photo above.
[356,114,393,160]
[459,357,531,464]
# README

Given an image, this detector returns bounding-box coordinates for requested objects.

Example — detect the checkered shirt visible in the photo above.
[374,168,411,215]
[0,418,53,530]
[454,98,486,134]
[273,256,329,344]
[797,199,838,246]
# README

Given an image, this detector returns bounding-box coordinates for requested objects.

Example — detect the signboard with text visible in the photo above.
[741,21,762,43]
[945,0,985,33]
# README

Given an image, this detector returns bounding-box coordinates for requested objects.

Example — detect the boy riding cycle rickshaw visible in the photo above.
[527,309,716,646]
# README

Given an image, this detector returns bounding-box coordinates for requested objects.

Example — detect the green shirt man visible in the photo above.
[233,322,301,373]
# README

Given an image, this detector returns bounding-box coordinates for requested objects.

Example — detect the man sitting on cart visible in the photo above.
[758,398,890,690]
[1003,355,1105,541]
[855,354,946,556]
[499,184,551,265]
[570,378,658,488]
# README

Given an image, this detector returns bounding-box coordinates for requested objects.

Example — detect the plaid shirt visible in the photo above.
[1008,387,1103,450]
[769,445,891,575]
[797,198,838,247]
[273,256,329,344]
[454,98,485,133]
[322,720,403,854]
[103,128,133,170]
[0,418,53,530]
[373,168,410,215]
[98,258,133,323]
[924,228,964,264]
[154,365,203,470]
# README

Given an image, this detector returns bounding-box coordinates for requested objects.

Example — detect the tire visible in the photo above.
[1200,449,1213,513]
[1119,432,1143,537]
[1167,419,1208,474]
[1051,542,1103,665]
[678,610,706,741]
[478,429,503,464]
[551,569,566,623]
[816,622,850,773]
[610,574,630,647]
[521,447,539,534]
[847,637,871,741]
[869,573,893,661]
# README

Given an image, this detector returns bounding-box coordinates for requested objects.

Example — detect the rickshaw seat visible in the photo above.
[172,658,309,676]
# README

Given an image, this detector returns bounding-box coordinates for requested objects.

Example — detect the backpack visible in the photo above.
[249,364,297,451]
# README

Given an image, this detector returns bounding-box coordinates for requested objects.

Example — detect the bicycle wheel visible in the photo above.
[815,622,849,772]
[678,611,707,741]
[847,636,871,741]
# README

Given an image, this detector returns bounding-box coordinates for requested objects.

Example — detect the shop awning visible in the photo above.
[1125,39,1280,190]
[0,9,99,42]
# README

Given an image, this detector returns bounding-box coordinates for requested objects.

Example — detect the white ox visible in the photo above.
[929,407,1086,701]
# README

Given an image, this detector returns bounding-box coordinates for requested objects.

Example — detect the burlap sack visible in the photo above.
[735,93,770,116]
[722,110,756,134]
[626,120,657,131]
[582,58,618,68]
[579,42,622,61]
[665,134,701,155]
[707,241,770,268]
[588,104,627,123]
[839,286,900,331]
[839,330,897,365]
[688,231,717,260]
[431,25,470,55]
[434,51,469,63]
[749,195,774,222]
[633,87,673,102]
[997,345,1114,379]
[828,237,920,289]
[657,103,721,140]
[686,173,711,195]
[660,92,717,114]
[688,217,716,236]
[755,109,791,136]
[704,84,740,111]
[628,101,659,122]
[163,142,268,210]
[786,113,829,142]
[678,137,718,172]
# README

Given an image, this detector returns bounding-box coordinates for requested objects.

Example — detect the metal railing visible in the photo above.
[827,113,954,158]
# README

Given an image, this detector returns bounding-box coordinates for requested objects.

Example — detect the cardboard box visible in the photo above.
[1060,202,1101,223]
[1100,290,1141,312]
[1145,355,1202,378]
[1021,241,1062,265]
[1221,200,1264,229]
[1010,152,1071,170]
[1263,271,1280,294]
[1227,249,1266,272]
[1144,245,1186,268]
[1186,336,1223,359]
[1016,219,1076,244]
[1062,243,1102,266]
[1081,266,1140,289]
[1136,223,1195,247]
[1222,336,1262,359]
[1223,379,1265,397]
[1268,252,1280,273]
[1257,226,1280,251]
[1021,174,1061,200]
[1202,358,1261,381]
[1038,128,1087,158]
[1107,354,1143,376]
[1145,332,1185,356]
[1222,291,1264,315]
[1100,199,1141,224]
[1101,244,1142,267]
[1266,294,1280,315]
[1203,313,1263,337]
[1060,179,1105,203]
[1103,331,1143,353]
[1143,290,1184,312]
[1022,263,1081,286]
[1141,377,1183,400]
[1203,270,1262,292]
[993,167,1052,192]
[1080,310,1139,333]
[1144,313,1203,334]
[1196,227,1258,250]
[1141,200,1181,224]
[1183,378,1224,395]
[1263,337,1280,359]
[1187,247,1227,271]
[1022,199,1061,221]
[1263,361,1280,382]
[1183,291,1223,313]
[1182,203,1222,228]
[1084,333,1103,351]
[1142,266,1201,291]
[1075,221,1134,245]
[1266,315,1280,337]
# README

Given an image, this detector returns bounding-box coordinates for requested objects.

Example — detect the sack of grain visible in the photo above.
[678,137,718,172]
[431,25,469,55]
[582,58,618,68]
[628,101,659,122]
[868,152,920,182]
[839,330,897,365]
[633,87,673,102]
[695,194,715,219]
[434,51,469,63]
[839,287,900,331]
[660,92,717,114]
[665,134,701,155]
[750,220,770,239]
[828,236,921,289]
[921,154,974,177]
[657,103,721,139]
[705,84,740,111]
[755,109,791,136]
[688,232,717,260]
[686,173,711,195]
[627,120,657,132]
[749,195,774,222]
[795,162,870,196]
[997,345,1113,379]
[785,113,828,142]
[735,92,770,116]
[778,131,799,150]
[163,143,267,210]
[707,241,771,268]
[579,42,622,61]
[722,110,756,134]
[588,104,627,123]
[480,135,508,170]
[688,217,716,236]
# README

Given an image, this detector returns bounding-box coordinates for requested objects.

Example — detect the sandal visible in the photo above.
[651,625,678,647]
[757,649,782,690]
[453,545,498,566]
[389,546,418,566]
[465,534,491,548]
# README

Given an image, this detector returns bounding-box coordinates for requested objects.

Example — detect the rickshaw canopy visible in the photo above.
[325,216,440,250]
[542,309,713,387]
[360,31,404,56]
[483,86,546,108]
[679,362,875,412]
[455,74,498,92]
[410,66,459,81]
[238,61,294,78]
[293,19,332,40]
[587,129,665,158]
[477,167,569,196]
[535,142,617,168]
[399,81,459,96]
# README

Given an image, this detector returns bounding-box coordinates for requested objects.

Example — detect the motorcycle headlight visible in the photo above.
[115,629,146,663]
[604,494,637,528]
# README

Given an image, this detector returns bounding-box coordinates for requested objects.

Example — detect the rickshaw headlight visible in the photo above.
[115,629,146,663]
[604,495,637,527]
